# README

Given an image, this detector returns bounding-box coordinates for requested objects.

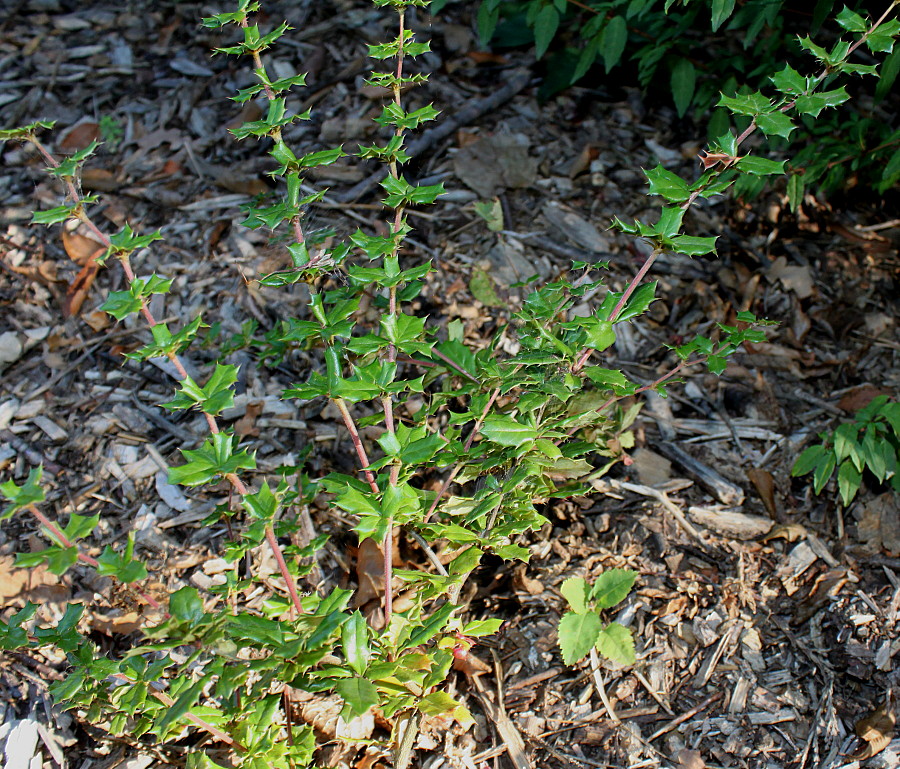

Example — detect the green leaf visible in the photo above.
[813,452,837,494]
[480,416,538,447]
[755,111,795,140]
[156,678,207,737]
[600,16,628,73]
[670,58,696,118]
[617,281,657,321]
[595,622,636,665]
[837,460,861,507]
[792,444,826,477]
[711,0,736,31]
[794,87,850,118]
[558,610,603,665]
[590,569,637,609]
[770,65,807,95]
[533,5,560,60]
[169,586,205,623]
[735,156,785,176]
[644,165,690,202]
[835,6,867,33]
[1,466,45,520]
[461,618,504,637]
[342,611,369,676]
[787,173,805,213]
[670,235,718,257]
[560,577,591,613]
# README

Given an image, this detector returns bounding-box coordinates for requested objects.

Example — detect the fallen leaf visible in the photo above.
[767,256,814,299]
[234,401,263,437]
[760,523,807,543]
[59,120,100,153]
[354,537,384,609]
[856,493,900,555]
[81,167,119,193]
[838,385,891,413]
[62,224,103,265]
[64,257,101,317]
[746,468,777,517]
[675,749,706,769]
[469,268,505,307]
[850,702,895,760]
[91,611,143,635]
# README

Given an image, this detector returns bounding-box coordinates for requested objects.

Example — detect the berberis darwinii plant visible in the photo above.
[1,1,899,767]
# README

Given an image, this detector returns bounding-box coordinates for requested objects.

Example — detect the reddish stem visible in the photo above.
[27,504,166,614]
[30,138,305,617]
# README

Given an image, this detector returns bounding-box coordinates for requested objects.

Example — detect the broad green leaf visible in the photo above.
[711,0,736,31]
[336,677,379,720]
[480,416,538,447]
[558,610,603,665]
[644,165,690,202]
[595,622,636,665]
[771,65,807,95]
[755,111,795,140]
[533,5,560,60]
[461,618,504,637]
[792,444,826,476]
[835,6,867,33]
[156,678,207,736]
[600,16,627,72]
[670,235,717,256]
[813,452,837,494]
[670,58,696,118]
[837,460,861,507]
[342,611,369,676]
[169,586,205,624]
[735,156,785,176]
[1,466,45,520]
[590,569,637,609]
[560,576,591,613]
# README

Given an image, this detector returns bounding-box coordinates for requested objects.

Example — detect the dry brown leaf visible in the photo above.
[64,258,101,317]
[856,493,900,555]
[760,523,807,543]
[675,749,706,769]
[59,121,100,153]
[354,537,384,609]
[81,167,119,193]
[0,555,68,607]
[838,385,891,413]
[234,400,263,437]
[850,702,895,760]
[91,611,143,635]
[62,225,103,266]
[746,468,777,517]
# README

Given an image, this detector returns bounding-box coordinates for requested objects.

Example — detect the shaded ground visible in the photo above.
[1,1,900,768]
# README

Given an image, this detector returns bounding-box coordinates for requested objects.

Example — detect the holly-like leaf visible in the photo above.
[1,466,45,520]
[336,677,379,720]
[480,416,538,447]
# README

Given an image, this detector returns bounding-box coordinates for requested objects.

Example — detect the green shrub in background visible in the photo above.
[434,0,900,201]
[1,1,898,766]
[792,396,900,507]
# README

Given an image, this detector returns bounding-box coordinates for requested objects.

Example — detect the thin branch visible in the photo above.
[30,137,305,617]
[27,504,166,614]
